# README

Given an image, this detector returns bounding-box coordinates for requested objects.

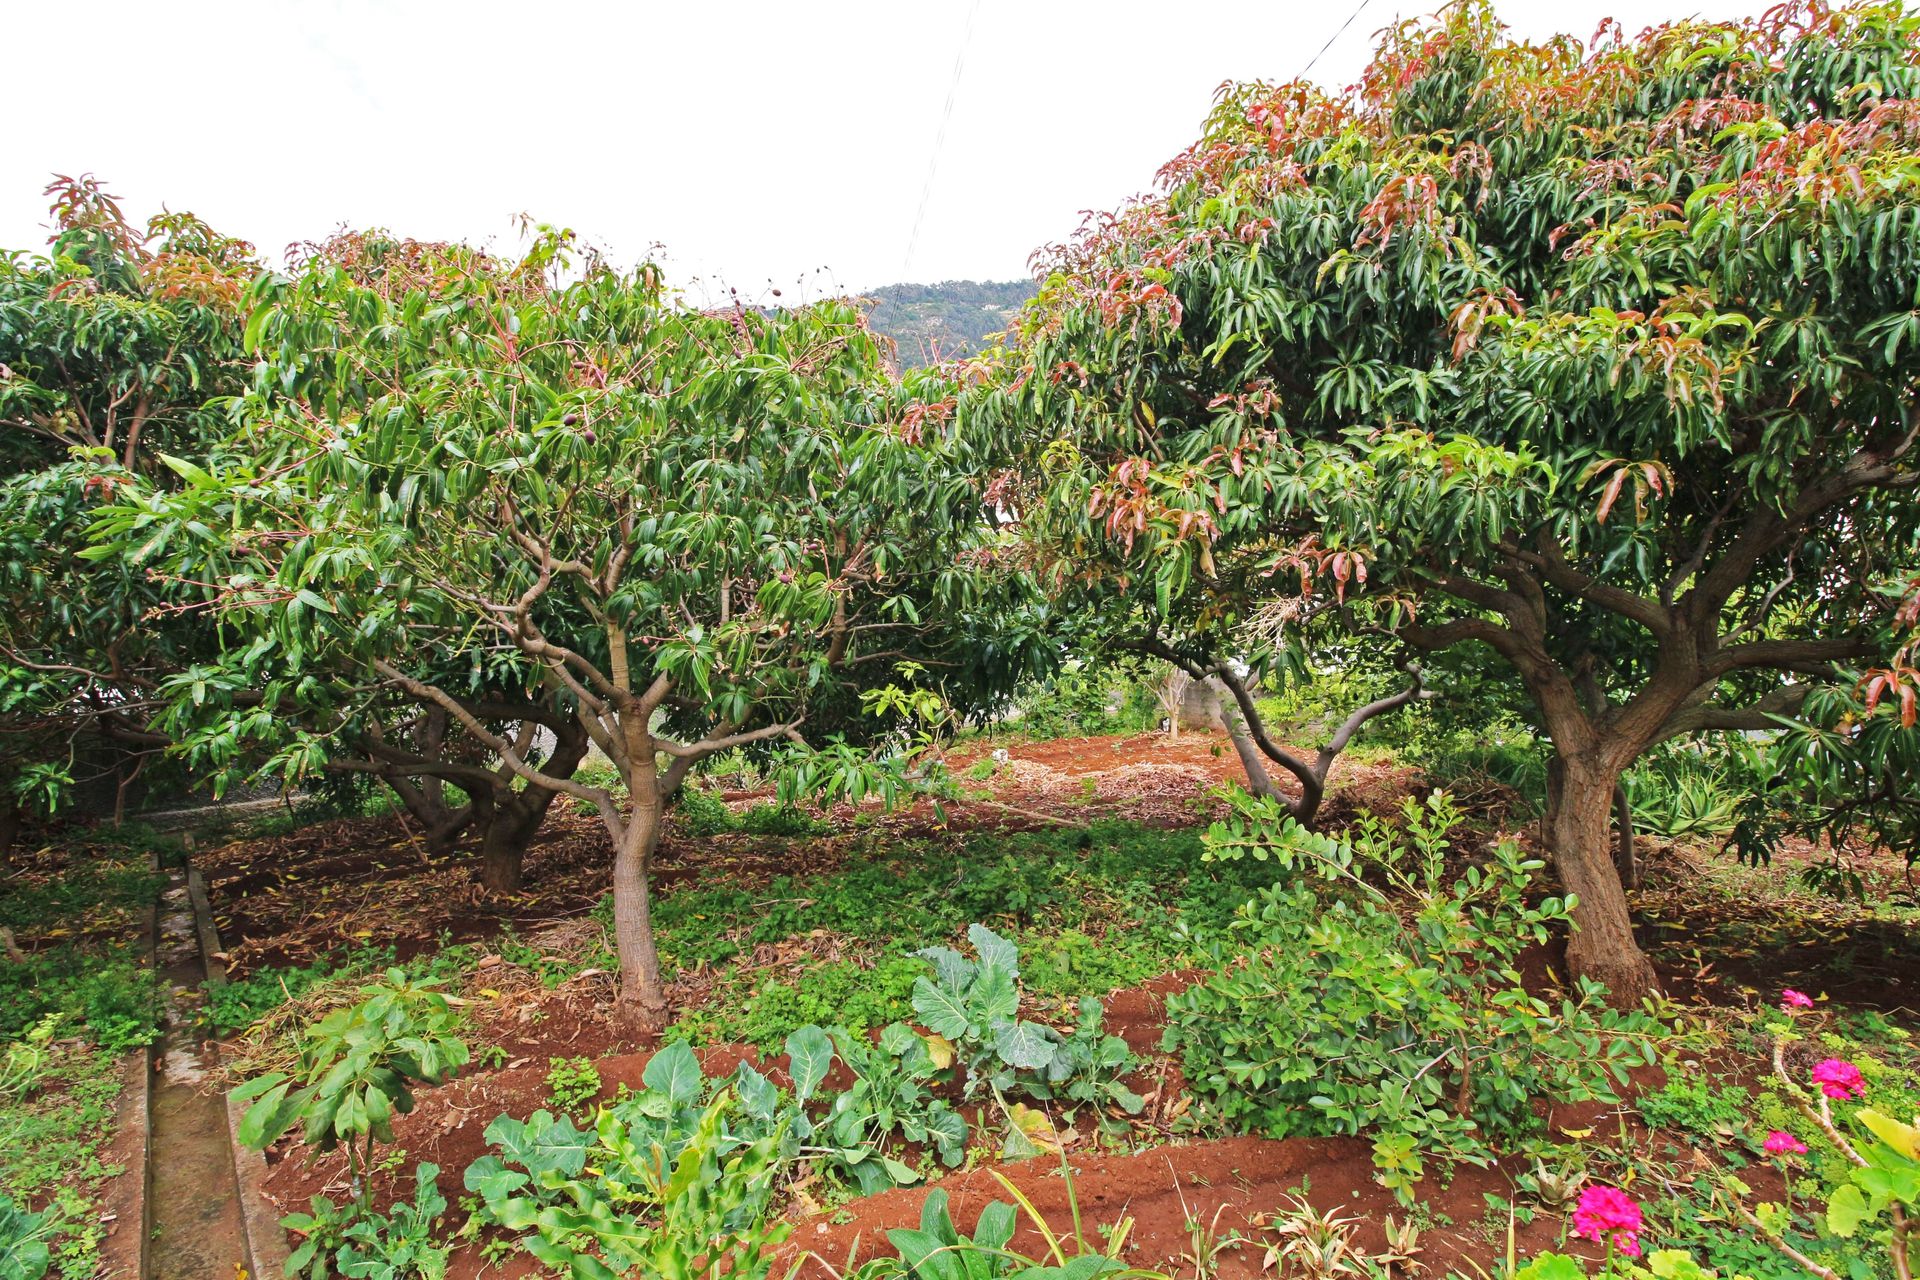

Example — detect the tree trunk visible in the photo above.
[478,817,526,894]
[1217,694,1281,803]
[610,793,669,1032]
[1546,756,1659,1004]
[1215,681,1329,825]
[0,806,16,871]
[386,775,473,855]
[477,787,566,895]
[477,722,588,894]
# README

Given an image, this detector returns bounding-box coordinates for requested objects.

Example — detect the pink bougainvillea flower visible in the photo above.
[1572,1185,1643,1257]
[1811,1058,1865,1101]
[1762,1130,1808,1155]
[1780,989,1814,1011]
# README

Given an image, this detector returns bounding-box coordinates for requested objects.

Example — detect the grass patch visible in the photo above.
[218,819,1278,1064]
[668,953,927,1050]
[0,841,166,1052]
[0,1038,126,1279]
[654,821,1276,1049]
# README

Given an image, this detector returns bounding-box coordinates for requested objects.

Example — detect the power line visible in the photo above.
[1299,0,1374,81]
[901,0,984,280]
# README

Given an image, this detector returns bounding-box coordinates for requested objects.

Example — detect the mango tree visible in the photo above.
[0,175,255,834]
[971,2,1920,999]
[108,228,1000,1026]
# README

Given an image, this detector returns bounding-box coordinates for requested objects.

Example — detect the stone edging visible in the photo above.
[227,1093,291,1279]
[185,864,291,1280]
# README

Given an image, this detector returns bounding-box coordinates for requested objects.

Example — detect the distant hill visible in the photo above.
[862,280,1036,368]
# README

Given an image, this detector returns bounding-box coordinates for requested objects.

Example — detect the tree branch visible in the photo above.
[371,659,616,818]
[1314,664,1429,776]
[1653,681,1815,744]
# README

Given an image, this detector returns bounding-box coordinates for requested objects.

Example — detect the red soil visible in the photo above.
[781,1135,1610,1280]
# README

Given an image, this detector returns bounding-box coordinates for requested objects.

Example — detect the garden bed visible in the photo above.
[195,730,1920,1279]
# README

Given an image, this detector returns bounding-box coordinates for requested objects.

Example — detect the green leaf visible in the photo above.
[969,963,1020,1024]
[1856,1108,1920,1160]
[641,1041,703,1105]
[784,1025,833,1103]
[1512,1255,1586,1280]
[994,1020,1058,1071]
[482,1111,591,1179]
[912,978,973,1042]
[966,923,1019,974]
[1827,1182,1873,1237]
[733,1063,779,1123]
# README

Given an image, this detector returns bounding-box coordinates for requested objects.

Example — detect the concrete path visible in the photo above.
[148,877,249,1279]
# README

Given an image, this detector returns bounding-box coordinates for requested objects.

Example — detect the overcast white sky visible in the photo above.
[4,1,1776,298]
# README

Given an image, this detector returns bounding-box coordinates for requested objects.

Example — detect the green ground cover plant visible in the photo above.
[653,821,1270,1049]
[0,1034,125,1280]
[0,845,165,1052]
[217,820,1247,1073]
[0,955,162,1055]
[1168,793,1669,1199]
[1637,1080,1755,1146]
[0,838,163,1278]
[204,939,488,1038]
[542,1057,602,1118]
[669,954,929,1051]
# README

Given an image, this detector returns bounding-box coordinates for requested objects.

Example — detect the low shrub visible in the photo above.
[468,1088,789,1280]
[1166,792,1666,1198]
[670,786,828,840]
[671,785,737,838]
[1006,659,1161,740]
[912,925,1143,1129]
[233,970,469,1211]
[280,1162,451,1280]
[735,802,829,838]
[466,1038,915,1272]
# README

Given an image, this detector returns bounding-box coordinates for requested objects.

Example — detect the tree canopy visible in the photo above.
[104,226,1022,1022]
[0,176,255,838]
[966,0,1920,998]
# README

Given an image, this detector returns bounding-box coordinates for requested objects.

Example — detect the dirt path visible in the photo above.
[149,873,248,1279]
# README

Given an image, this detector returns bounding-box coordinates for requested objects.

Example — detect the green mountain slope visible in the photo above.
[862,280,1036,368]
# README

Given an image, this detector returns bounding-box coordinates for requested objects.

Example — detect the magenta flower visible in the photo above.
[1572,1185,1643,1258]
[1780,989,1814,1012]
[1811,1058,1865,1101]
[1762,1129,1808,1155]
